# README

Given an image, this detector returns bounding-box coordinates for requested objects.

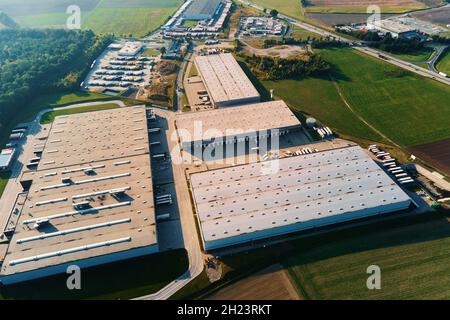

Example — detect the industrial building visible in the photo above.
[162,0,232,38]
[194,53,261,108]
[190,145,412,250]
[368,16,447,38]
[0,106,158,285]
[183,0,223,21]
[368,19,420,39]
[175,100,301,150]
[240,17,286,37]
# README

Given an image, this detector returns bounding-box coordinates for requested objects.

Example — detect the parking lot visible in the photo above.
[147,109,185,251]
[83,43,160,99]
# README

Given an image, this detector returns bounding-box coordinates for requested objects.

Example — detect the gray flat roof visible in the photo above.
[1,106,157,276]
[37,106,149,170]
[191,145,411,244]
[372,19,416,34]
[184,0,222,17]
[195,53,260,105]
[175,100,301,145]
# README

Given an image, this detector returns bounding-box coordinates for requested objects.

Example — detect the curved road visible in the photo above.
[428,45,448,73]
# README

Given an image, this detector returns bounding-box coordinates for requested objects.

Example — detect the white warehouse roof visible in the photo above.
[195,53,260,107]
[191,145,412,250]
[175,100,301,146]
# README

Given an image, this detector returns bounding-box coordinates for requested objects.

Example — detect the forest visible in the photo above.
[0,29,112,132]
[239,52,330,80]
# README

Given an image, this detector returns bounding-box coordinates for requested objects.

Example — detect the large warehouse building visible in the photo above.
[175,100,301,150]
[0,106,158,285]
[194,53,261,108]
[183,0,223,20]
[190,145,412,250]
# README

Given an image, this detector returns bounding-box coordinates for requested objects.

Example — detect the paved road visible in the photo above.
[238,0,450,86]
[0,100,126,231]
[174,49,193,113]
[428,45,448,74]
[134,110,204,300]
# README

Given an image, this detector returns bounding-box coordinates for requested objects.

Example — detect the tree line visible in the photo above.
[238,51,330,81]
[0,29,112,132]
[336,29,428,53]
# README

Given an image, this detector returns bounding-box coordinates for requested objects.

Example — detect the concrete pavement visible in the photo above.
[134,110,204,300]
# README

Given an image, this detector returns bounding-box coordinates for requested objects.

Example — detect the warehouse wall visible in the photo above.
[202,199,411,250]
[0,244,159,285]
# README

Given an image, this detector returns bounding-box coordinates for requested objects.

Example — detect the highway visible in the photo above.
[237,0,450,86]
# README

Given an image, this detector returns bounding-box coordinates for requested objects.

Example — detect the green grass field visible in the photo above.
[285,213,450,299]
[15,12,69,28]
[83,7,177,37]
[436,50,450,75]
[143,48,160,57]
[2,0,183,36]
[387,47,435,63]
[289,25,323,40]
[250,0,305,20]
[0,91,135,147]
[0,249,188,300]
[40,103,121,124]
[182,19,198,28]
[260,47,450,147]
[0,171,11,198]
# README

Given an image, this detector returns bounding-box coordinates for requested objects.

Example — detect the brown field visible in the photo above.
[408,138,450,176]
[417,0,446,7]
[306,13,396,26]
[206,264,301,300]
[411,6,450,25]
[305,0,427,12]
[309,0,422,6]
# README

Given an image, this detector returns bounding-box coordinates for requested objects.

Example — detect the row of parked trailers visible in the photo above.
[368,145,414,185]
[314,126,333,139]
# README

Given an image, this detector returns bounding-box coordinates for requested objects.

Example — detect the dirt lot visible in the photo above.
[242,42,307,58]
[306,13,396,27]
[411,5,450,25]
[206,264,301,300]
[408,138,450,176]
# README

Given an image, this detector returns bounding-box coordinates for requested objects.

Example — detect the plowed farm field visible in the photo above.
[305,0,427,13]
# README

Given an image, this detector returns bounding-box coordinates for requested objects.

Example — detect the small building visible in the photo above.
[0,148,15,171]
[368,19,421,39]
